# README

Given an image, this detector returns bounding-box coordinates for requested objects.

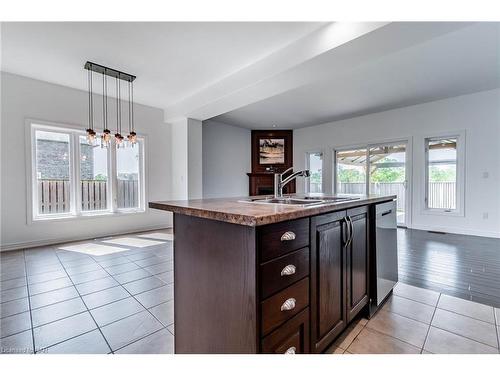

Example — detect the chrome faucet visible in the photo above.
[274,167,311,198]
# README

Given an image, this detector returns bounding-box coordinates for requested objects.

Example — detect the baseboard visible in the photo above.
[408,224,500,239]
[0,224,172,252]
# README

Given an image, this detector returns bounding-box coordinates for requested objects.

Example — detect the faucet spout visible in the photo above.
[274,168,310,198]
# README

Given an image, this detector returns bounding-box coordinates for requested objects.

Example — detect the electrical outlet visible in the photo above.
[482,171,489,178]
[483,212,489,219]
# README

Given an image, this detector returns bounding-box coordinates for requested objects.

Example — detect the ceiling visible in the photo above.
[211,22,500,129]
[0,22,323,109]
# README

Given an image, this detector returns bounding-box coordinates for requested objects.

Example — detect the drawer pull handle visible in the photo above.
[280,264,296,276]
[280,298,296,311]
[280,231,296,241]
[285,346,296,354]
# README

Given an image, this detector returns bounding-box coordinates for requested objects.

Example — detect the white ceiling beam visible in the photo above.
[163,22,471,123]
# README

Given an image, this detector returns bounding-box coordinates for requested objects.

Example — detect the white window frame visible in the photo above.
[305,150,324,194]
[27,120,146,223]
[422,131,465,217]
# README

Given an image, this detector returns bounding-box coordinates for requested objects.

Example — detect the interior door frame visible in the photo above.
[332,137,413,228]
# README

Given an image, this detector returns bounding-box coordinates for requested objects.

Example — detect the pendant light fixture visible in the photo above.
[84,61,136,148]
[86,66,96,144]
[115,76,124,148]
[127,80,137,146]
[101,71,111,147]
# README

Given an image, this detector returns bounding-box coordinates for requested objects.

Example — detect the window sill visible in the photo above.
[30,209,147,224]
[421,208,464,217]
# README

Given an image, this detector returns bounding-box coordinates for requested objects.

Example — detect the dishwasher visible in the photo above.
[369,200,398,317]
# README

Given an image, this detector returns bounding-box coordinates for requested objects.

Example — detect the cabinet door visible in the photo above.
[310,211,348,353]
[346,206,369,322]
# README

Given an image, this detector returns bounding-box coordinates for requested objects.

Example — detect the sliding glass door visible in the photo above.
[368,143,408,226]
[335,141,409,226]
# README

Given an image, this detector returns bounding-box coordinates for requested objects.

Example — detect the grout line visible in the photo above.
[22,249,36,354]
[421,293,440,353]
[35,328,108,354]
[112,327,167,353]
[54,251,114,354]
[494,307,500,351]
[362,326,422,352]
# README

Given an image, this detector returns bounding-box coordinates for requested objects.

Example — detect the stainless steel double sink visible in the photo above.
[240,196,360,207]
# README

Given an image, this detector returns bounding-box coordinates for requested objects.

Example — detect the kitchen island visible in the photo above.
[149,194,396,354]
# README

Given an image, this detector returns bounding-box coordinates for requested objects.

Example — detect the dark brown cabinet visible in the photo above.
[310,208,370,353]
[346,206,369,323]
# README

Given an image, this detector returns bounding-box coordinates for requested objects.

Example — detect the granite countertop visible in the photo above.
[149,194,396,227]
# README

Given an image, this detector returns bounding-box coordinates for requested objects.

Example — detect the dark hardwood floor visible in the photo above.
[397,228,500,308]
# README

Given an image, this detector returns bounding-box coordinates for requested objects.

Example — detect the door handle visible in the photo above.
[344,217,351,248]
[346,216,354,248]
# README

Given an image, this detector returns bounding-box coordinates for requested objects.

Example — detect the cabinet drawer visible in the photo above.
[261,277,309,336]
[261,308,310,354]
[260,247,309,299]
[259,218,309,262]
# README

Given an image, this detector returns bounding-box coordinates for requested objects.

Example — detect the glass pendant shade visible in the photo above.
[127,131,137,145]
[101,129,111,146]
[115,133,124,147]
[86,128,96,144]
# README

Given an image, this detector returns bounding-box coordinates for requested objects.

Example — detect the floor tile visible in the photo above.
[366,309,429,348]
[113,268,152,284]
[82,285,130,309]
[332,317,365,350]
[393,282,440,306]
[30,286,79,309]
[0,286,28,303]
[33,311,97,350]
[438,294,495,324]
[347,328,421,354]
[58,243,129,256]
[149,300,174,327]
[29,277,73,295]
[325,345,345,354]
[75,276,119,296]
[156,271,174,284]
[26,263,64,276]
[143,261,173,275]
[65,263,101,276]
[0,297,29,318]
[69,269,109,284]
[115,328,174,354]
[137,232,173,241]
[95,256,130,268]
[39,329,110,354]
[0,329,34,354]
[424,327,498,354]
[134,256,168,268]
[125,252,156,262]
[60,257,96,268]
[32,297,86,327]
[105,262,140,276]
[103,237,165,248]
[382,295,435,324]
[123,276,165,295]
[0,311,31,338]
[135,284,173,308]
[0,277,27,291]
[27,270,67,285]
[90,297,145,327]
[167,324,174,335]
[431,308,498,347]
[100,311,163,351]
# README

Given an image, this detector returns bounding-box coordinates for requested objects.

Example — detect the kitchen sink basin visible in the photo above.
[239,196,360,206]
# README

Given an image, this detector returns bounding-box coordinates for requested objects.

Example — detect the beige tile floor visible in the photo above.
[2,229,500,354]
[327,282,500,354]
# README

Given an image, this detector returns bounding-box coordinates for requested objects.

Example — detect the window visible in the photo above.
[335,148,368,194]
[79,136,110,212]
[34,129,73,216]
[116,142,142,209]
[306,152,323,193]
[30,123,145,220]
[424,135,464,214]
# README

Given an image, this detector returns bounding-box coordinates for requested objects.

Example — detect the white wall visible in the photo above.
[294,89,500,238]
[1,72,173,250]
[202,120,251,198]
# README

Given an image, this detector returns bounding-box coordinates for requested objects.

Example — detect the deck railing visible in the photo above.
[37,179,139,214]
[337,181,456,211]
